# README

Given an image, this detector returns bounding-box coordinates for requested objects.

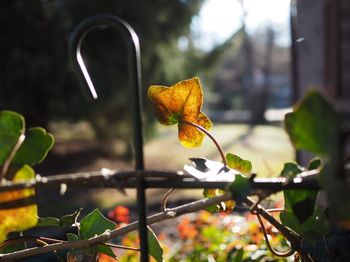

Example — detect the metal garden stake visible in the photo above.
[68,14,149,262]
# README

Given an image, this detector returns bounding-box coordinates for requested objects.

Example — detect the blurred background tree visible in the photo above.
[0,0,294,221]
[0,0,292,166]
[0,0,206,152]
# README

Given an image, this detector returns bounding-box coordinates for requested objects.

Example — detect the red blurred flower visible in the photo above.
[108,205,130,224]
[177,216,198,240]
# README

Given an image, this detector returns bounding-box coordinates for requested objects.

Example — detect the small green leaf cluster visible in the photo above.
[280,91,350,260]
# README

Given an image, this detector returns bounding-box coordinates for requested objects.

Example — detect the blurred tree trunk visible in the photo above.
[252,27,274,124]
[239,0,255,123]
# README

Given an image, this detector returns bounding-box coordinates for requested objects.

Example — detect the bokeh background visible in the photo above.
[1,0,294,215]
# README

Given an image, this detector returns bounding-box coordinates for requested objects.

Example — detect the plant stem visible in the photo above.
[255,211,296,257]
[161,188,175,212]
[102,242,140,251]
[182,121,227,165]
[244,197,313,261]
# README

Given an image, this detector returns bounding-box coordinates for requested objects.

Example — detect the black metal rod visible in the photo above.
[68,14,148,261]
[0,171,320,191]
[143,179,319,190]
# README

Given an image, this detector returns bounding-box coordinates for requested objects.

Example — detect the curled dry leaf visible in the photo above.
[148,77,212,147]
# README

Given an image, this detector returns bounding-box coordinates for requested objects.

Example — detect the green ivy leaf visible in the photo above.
[280,162,303,179]
[59,208,82,228]
[284,91,350,226]
[285,90,341,155]
[280,208,329,240]
[0,111,24,166]
[148,226,164,262]
[79,209,116,258]
[226,153,252,175]
[321,164,350,226]
[97,245,116,259]
[12,127,54,167]
[280,162,329,238]
[229,174,250,204]
[66,233,79,241]
[37,217,60,227]
[307,158,322,170]
[37,209,82,228]
[0,242,26,254]
[79,209,115,240]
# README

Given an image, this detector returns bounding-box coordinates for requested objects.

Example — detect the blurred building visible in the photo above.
[293,0,350,110]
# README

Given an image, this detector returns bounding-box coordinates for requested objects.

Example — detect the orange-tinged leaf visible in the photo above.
[148,77,212,147]
[0,165,37,242]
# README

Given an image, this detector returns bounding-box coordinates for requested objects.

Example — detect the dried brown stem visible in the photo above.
[161,188,176,212]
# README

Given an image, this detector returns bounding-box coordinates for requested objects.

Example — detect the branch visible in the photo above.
[0,194,231,260]
[0,193,313,261]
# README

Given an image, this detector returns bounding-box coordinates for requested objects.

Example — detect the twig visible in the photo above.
[255,212,296,257]
[323,234,335,261]
[102,242,140,251]
[161,188,175,212]
[0,236,64,262]
[0,237,49,250]
[265,208,284,213]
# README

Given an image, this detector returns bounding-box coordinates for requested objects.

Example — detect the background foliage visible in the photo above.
[0,0,204,143]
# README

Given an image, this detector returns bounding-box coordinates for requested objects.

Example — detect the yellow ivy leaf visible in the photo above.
[148,77,212,148]
[0,165,37,242]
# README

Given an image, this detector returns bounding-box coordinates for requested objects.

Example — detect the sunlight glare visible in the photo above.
[191,0,291,50]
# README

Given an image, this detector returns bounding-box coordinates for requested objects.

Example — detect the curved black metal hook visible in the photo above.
[68,14,144,170]
[69,14,148,261]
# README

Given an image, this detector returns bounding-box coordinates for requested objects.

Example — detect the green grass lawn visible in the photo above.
[145,123,295,177]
